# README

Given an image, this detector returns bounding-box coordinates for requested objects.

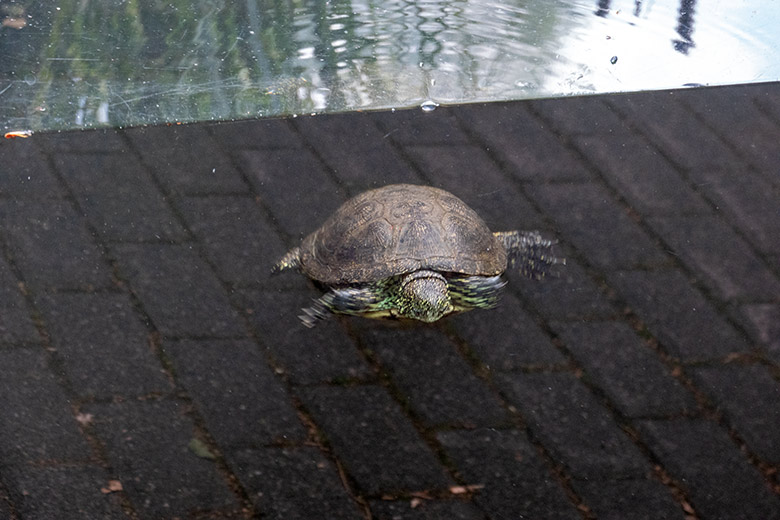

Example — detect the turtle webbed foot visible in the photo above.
[298,287,381,327]
[299,296,333,328]
[495,230,564,280]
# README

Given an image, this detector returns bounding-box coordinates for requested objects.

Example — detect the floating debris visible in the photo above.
[4,130,33,139]
[100,480,123,494]
[188,437,217,460]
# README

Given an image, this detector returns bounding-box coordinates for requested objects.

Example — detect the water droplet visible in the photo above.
[420,100,439,112]
[610,55,618,64]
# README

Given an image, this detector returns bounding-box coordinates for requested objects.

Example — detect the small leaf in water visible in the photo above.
[188,438,217,460]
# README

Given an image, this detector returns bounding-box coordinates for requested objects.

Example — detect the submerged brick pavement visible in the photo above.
[1,82,780,519]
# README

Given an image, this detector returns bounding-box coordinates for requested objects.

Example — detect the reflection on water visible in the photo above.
[1,0,778,131]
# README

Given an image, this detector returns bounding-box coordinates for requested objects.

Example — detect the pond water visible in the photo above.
[1,0,779,131]
[1,2,779,518]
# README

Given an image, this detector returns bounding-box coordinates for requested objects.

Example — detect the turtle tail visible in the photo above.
[494,231,564,280]
[272,246,302,275]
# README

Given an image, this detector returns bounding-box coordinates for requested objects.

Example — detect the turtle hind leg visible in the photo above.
[299,297,331,328]
[272,246,302,275]
[494,231,564,280]
[299,285,385,327]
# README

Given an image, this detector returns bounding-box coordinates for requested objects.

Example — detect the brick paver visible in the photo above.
[687,166,780,256]
[0,198,114,290]
[572,132,712,216]
[126,124,250,196]
[552,321,696,417]
[690,364,780,464]
[638,418,780,519]
[85,399,239,517]
[679,87,780,178]
[609,269,752,361]
[496,371,649,479]
[294,113,424,193]
[36,292,171,398]
[457,102,593,182]
[0,138,64,198]
[437,428,580,518]
[572,478,685,520]
[517,257,617,320]
[52,152,188,242]
[648,214,780,301]
[372,106,472,145]
[531,182,669,270]
[1,81,779,519]
[112,243,246,337]
[298,385,453,496]
[164,338,306,448]
[369,499,484,520]
[177,195,289,286]
[358,327,510,428]
[227,446,363,520]
[607,90,743,171]
[0,257,38,345]
[528,94,626,136]
[0,348,92,465]
[740,303,780,363]
[238,289,371,385]
[451,290,567,370]
[237,147,345,238]
[4,465,127,520]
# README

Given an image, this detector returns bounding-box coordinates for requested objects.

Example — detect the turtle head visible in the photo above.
[397,271,453,323]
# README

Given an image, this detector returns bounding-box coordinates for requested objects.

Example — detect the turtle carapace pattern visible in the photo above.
[273,184,562,327]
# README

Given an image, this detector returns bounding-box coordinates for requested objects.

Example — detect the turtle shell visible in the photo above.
[298,184,507,284]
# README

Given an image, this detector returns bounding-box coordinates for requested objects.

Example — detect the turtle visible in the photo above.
[273,184,562,327]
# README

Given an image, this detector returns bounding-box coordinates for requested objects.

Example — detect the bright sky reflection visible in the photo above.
[550,0,778,94]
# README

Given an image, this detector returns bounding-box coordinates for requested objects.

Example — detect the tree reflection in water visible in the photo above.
[0,0,775,131]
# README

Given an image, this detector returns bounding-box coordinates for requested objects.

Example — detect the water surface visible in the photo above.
[1,0,778,131]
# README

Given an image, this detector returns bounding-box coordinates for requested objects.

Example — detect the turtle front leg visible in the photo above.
[493,230,564,280]
[299,286,383,328]
[448,275,507,311]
